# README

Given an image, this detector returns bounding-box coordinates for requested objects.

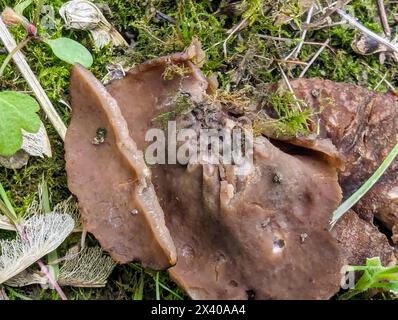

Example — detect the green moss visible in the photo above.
[254,89,314,137]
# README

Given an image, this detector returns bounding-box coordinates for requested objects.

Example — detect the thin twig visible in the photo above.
[361,61,396,91]
[299,39,330,77]
[275,58,308,65]
[337,9,398,55]
[278,64,302,112]
[308,20,347,31]
[155,10,176,24]
[285,6,314,60]
[257,34,336,53]
[257,34,297,42]
[80,228,87,249]
[134,22,166,44]
[0,17,67,140]
[374,71,388,90]
[223,16,249,58]
[304,41,335,54]
[304,0,352,29]
[376,0,391,38]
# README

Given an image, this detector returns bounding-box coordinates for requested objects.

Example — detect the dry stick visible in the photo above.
[278,64,302,112]
[337,9,398,55]
[304,0,352,29]
[257,34,296,42]
[284,6,314,61]
[275,59,308,65]
[0,18,67,140]
[309,20,347,31]
[361,61,396,91]
[223,16,249,58]
[257,34,336,53]
[374,71,388,90]
[376,0,391,38]
[299,39,330,78]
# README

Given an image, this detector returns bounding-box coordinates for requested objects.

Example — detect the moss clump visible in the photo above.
[254,90,314,138]
[162,61,191,81]
[152,91,195,127]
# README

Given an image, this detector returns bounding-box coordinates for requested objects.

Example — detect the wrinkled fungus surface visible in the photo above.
[65,46,396,299]
[285,79,398,230]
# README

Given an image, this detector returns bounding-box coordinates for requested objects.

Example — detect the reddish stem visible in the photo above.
[37,259,67,300]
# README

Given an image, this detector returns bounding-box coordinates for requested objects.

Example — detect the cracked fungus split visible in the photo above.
[65,43,396,299]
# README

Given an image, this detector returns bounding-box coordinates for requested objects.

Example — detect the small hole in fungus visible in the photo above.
[272,173,282,184]
[272,238,285,253]
[246,290,256,300]
[229,280,238,287]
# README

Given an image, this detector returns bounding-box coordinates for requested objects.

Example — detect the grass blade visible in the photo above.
[330,142,398,228]
[155,272,160,300]
[0,182,17,221]
[40,176,60,284]
[133,272,144,300]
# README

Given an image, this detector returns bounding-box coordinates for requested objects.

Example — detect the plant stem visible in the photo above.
[37,259,67,300]
[40,176,60,287]
[330,142,398,228]
[155,272,160,300]
[0,36,29,77]
[0,18,67,139]
[33,0,44,26]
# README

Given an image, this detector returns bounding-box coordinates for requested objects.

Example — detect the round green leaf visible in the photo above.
[46,37,93,68]
[0,91,41,157]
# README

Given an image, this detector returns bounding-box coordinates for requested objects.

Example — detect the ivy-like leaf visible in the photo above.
[46,38,93,68]
[0,91,41,157]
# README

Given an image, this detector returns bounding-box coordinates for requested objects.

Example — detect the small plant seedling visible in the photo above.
[340,257,398,299]
[0,3,93,76]
[0,1,94,158]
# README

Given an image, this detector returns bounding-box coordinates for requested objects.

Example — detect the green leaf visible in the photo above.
[45,38,93,68]
[0,91,41,156]
[14,0,33,15]
[344,256,398,297]
[366,257,382,268]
